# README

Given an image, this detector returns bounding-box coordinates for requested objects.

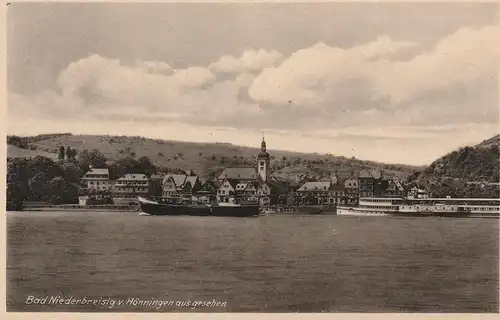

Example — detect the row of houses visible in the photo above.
[79,138,421,206]
[80,168,414,207]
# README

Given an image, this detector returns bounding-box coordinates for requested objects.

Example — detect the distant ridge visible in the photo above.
[6,133,419,179]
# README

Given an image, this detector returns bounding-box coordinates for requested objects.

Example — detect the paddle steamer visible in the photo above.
[337,197,500,218]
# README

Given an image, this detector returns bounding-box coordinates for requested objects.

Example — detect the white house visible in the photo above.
[112,173,149,205]
[82,167,113,191]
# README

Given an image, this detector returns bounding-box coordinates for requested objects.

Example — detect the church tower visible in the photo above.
[257,136,270,182]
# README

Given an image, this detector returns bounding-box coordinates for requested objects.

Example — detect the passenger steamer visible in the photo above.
[337,197,500,218]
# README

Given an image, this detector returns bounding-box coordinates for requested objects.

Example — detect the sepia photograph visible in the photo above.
[5,1,500,313]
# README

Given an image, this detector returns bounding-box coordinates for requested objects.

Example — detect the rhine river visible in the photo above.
[7,211,499,312]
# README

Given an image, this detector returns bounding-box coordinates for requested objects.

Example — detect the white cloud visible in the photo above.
[247,38,410,106]
[352,36,416,59]
[26,54,261,125]
[241,49,283,71]
[235,72,256,88]
[209,55,245,74]
[172,66,216,88]
[209,49,283,75]
[372,24,500,103]
[249,23,498,110]
[135,60,172,75]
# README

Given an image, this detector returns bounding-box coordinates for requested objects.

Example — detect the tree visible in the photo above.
[48,176,67,197]
[28,172,50,201]
[7,135,29,149]
[7,156,83,205]
[59,146,66,160]
[137,156,156,176]
[7,181,25,210]
[78,149,107,171]
[66,146,77,161]
[61,162,83,184]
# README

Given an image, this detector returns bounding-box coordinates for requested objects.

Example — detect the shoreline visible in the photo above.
[19,205,139,212]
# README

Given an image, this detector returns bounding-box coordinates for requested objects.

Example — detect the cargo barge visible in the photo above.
[138,197,261,217]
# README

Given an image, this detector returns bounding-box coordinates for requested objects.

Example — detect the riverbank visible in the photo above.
[21,204,139,212]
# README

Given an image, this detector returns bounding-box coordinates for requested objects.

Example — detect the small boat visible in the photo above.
[138,197,261,217]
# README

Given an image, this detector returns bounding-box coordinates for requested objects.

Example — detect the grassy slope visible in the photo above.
[7,134,419,179]
[7,144,59,161]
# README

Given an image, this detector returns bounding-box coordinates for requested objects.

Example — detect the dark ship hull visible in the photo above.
[138,197,260,217]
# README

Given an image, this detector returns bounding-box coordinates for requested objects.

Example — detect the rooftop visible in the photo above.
[117,173,148,181]
[84,168,109,176]
[297,181,332,192]
[218,167,259,180]
[358,169,382,179]
[163,174,188,187]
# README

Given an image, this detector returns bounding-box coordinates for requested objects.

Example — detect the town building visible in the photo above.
[82,167,114,191]
[217,167,259,181]
[266,179,292,205]
[112,173,149,205]
[382,179,405,198]
[234,181,259,201]
[162,174,201,199]
[217,179,239,202]
[344,178,359,205]
[296,181,332,205]
[195,179,220,203]
[328,183,346,205]
[407,185,430,199]
[357,169,390,198]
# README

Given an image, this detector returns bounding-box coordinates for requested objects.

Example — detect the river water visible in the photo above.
[7,211,499,312]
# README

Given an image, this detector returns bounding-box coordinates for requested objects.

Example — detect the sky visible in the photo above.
[6,2,500,166]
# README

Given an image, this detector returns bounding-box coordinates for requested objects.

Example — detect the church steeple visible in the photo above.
[257,136,270,182]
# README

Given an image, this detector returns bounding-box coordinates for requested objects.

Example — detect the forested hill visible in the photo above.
[7,133,418,179]
[476,134,500,149]
[419,135,499,183]
[408,134,500,198]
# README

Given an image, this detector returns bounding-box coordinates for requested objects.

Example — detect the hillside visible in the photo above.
[7,133,419,179]
[7,144,59,161]
[418,135,500,184]
[476,134,500,149]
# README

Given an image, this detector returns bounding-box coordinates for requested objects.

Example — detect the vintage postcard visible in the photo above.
[4,0,499,315]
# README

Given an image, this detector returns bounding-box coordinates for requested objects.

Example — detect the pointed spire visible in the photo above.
[261,134,266,152]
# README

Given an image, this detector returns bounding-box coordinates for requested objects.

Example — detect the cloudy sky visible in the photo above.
[7,2,500,165]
